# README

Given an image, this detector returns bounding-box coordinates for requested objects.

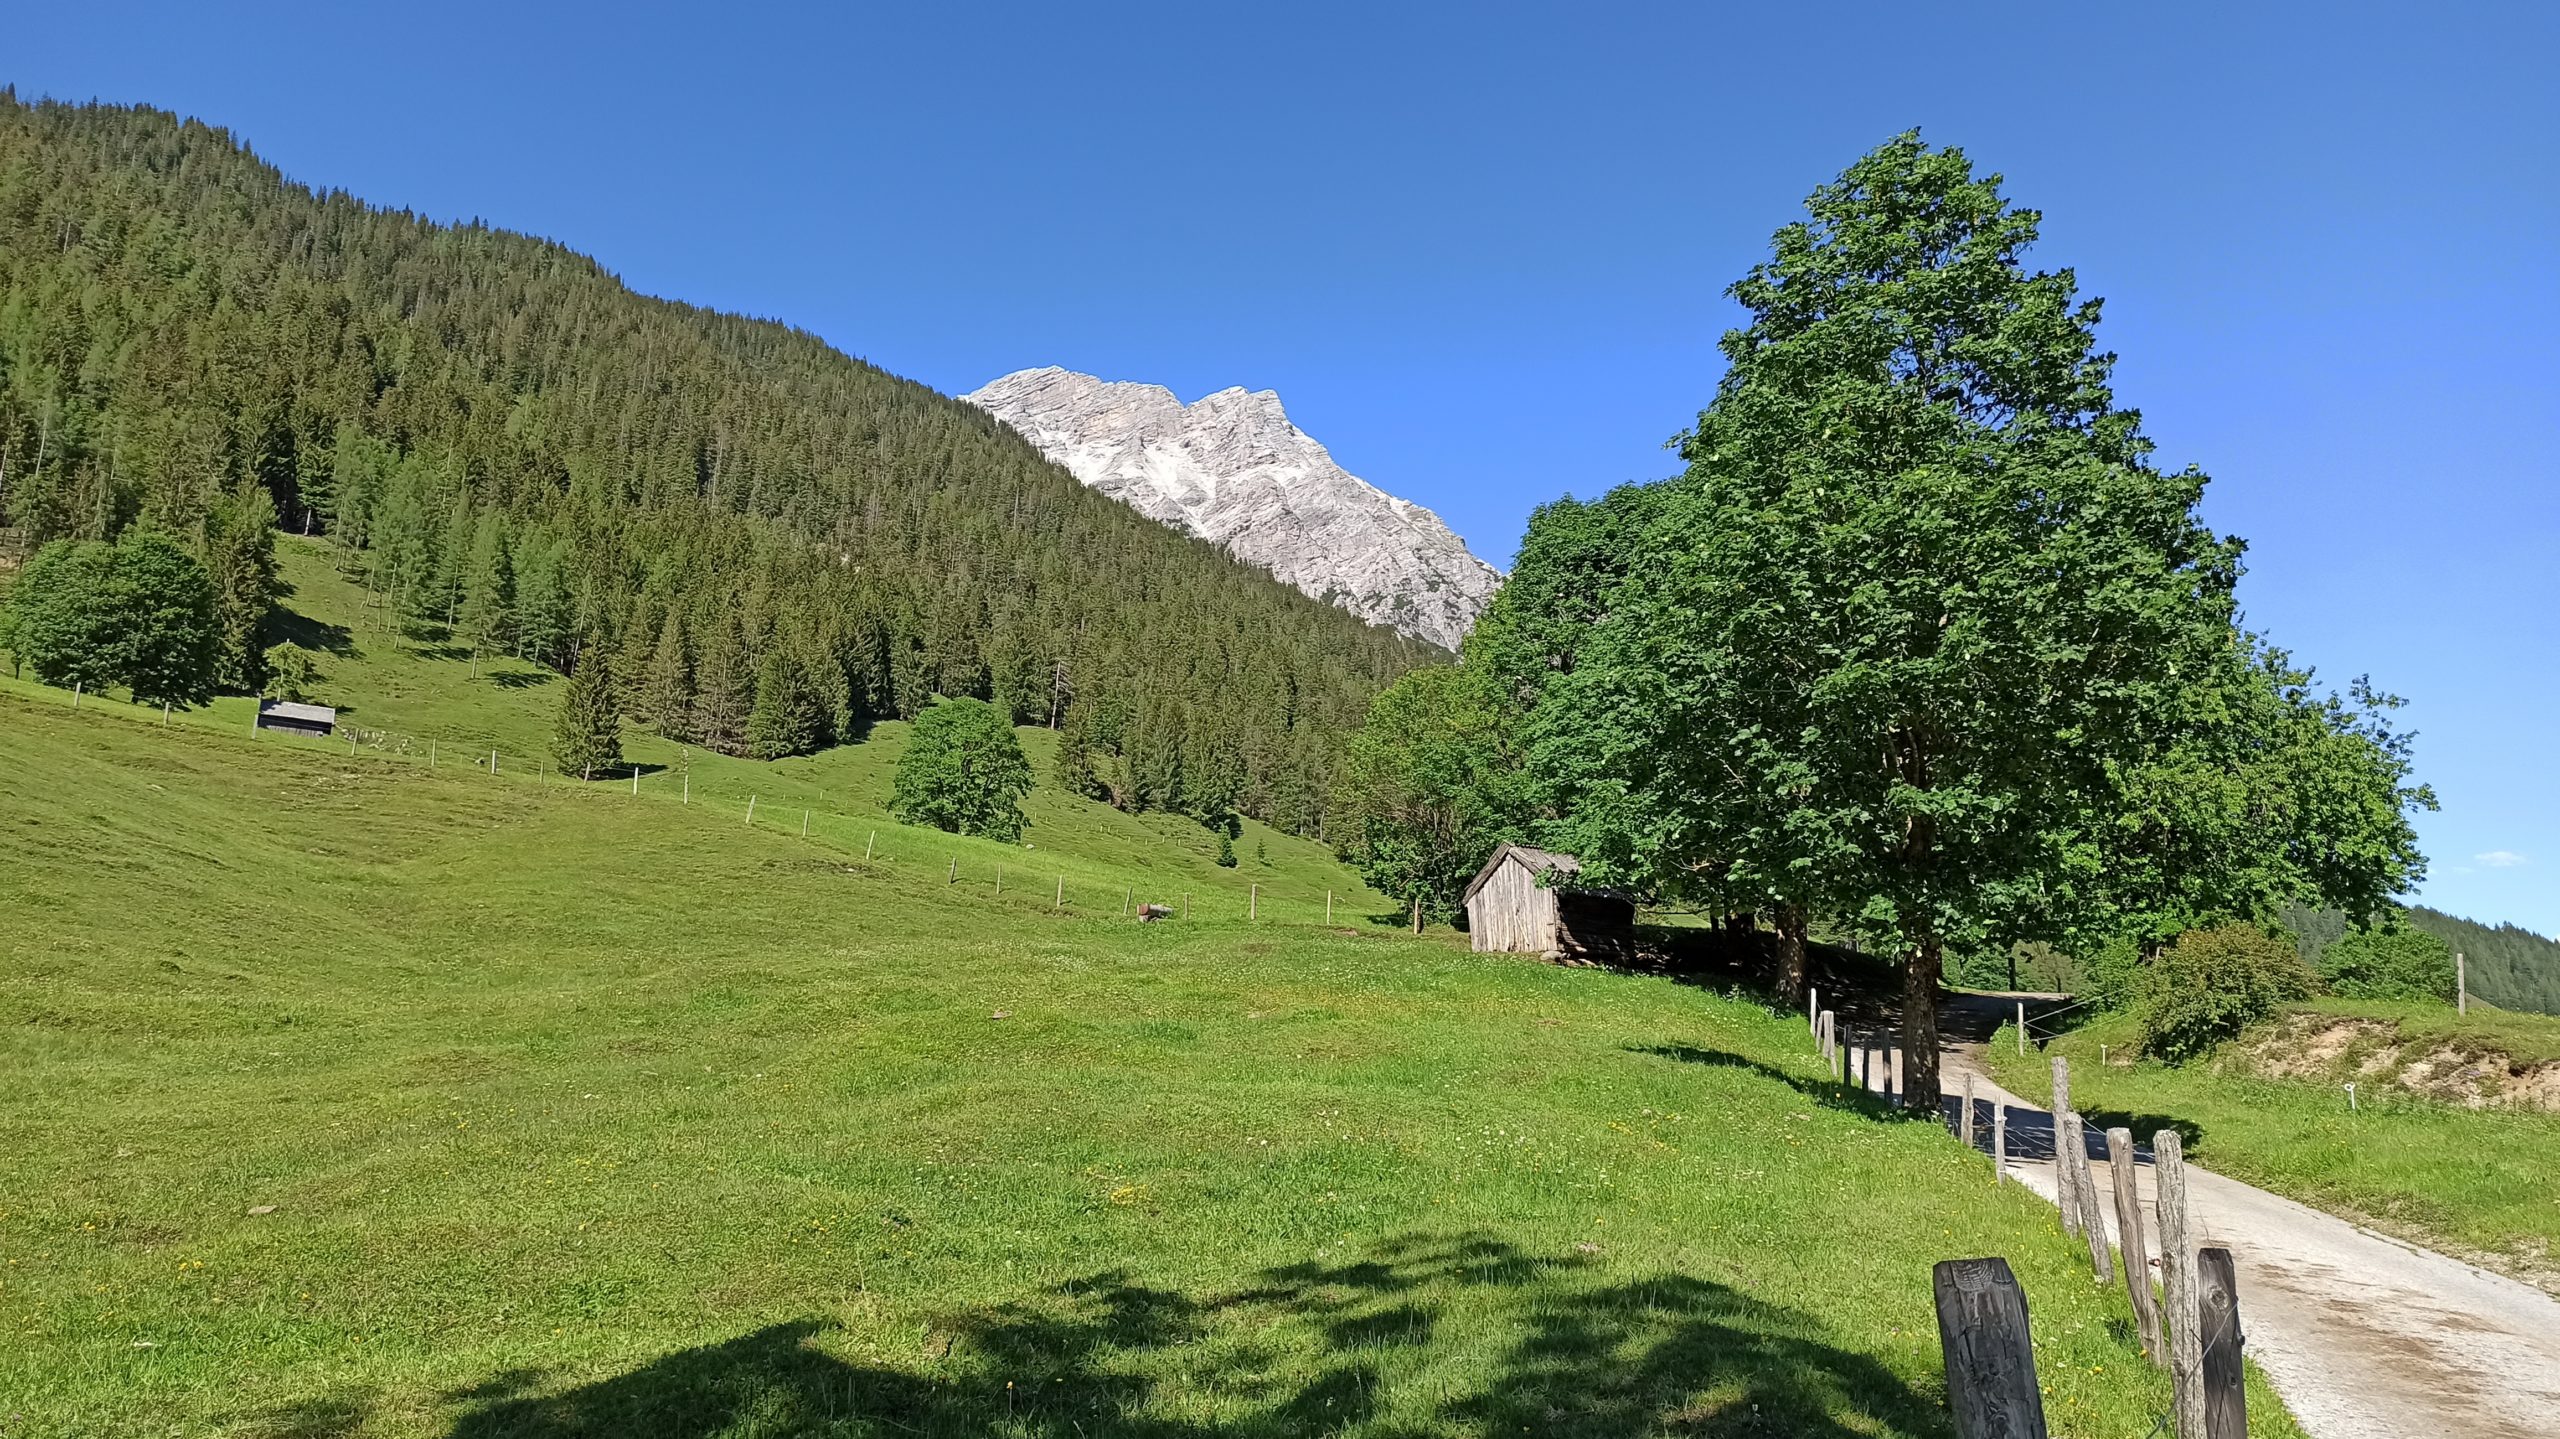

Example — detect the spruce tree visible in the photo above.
[690,619,752,755]
[551,633,625,779]
[746,646,822,760]
[200,483,280,693]
[640,609,696,739]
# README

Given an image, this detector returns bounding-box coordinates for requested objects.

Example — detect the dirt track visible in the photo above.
[1915,995,2560,1438]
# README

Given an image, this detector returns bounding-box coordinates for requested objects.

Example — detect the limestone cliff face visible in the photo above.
[964,367,1501,649]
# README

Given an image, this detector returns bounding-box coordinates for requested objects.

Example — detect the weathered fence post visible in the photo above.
[1055,875,1063,911]
[2196,1247,2247,1438]
[632,768,640,796]
[864,830,874,860]
[2016,1000,2026,1054]
[1411,895,1422,933]
[2064,1112,2113,1281]
[1931,1257,2050,1439]
[1325,889,1334,923]
[1993,1100,2007,1185]
[1250,883,1259,920]
[946,856,956,884]
[745,794,755,825]
[2457,951,2467,1015]
[2051,1058,2081,1237]
[2106,1126,2164,1363]
[2156,1130,2207,1439]
[801,809,810,838]
[1962,1072,1978,1147]
[1809,984,1819,1034]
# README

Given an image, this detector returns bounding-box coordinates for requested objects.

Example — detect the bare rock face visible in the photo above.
[964,367,1501,649]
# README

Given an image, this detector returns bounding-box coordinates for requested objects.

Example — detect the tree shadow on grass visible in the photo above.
[1629,1043,1930,1124]
[270,603,357,657]
[487,667,555,690]
[436,1234,1938,1438]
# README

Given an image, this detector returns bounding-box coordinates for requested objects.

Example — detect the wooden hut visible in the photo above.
[254,699,337,738]
[1461,843,1636,962]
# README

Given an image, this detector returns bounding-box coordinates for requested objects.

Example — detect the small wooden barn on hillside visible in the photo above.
[1462,843,1636,962]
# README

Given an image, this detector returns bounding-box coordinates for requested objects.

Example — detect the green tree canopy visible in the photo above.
[890,697,1034,842]
[1336,664,1526,923]
[1537,133,2262,1109]
[6,530,219,707]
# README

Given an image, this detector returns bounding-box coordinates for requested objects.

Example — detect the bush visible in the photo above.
[891,697,1033,841]
[2321,922,2456,1003]
[2135,923,2318,1063]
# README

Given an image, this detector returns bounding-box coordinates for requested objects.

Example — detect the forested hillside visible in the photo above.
[0,95,1432,834]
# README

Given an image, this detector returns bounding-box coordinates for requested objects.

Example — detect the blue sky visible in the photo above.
[13,2,2555,934]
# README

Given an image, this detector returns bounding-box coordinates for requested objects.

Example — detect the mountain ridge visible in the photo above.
[965,366,1502,649]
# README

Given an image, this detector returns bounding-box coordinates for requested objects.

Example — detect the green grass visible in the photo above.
[4,538,1390,930]
[0,696,2317,1437]
[1987,1011,2560,1288]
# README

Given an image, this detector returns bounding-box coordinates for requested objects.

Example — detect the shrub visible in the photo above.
[2321,922,2456,1003]
[2135,923,2318,1063]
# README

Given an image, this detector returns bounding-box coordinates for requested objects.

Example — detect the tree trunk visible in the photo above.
[1774,904,1808,1010]
[1901,919,1944,1113]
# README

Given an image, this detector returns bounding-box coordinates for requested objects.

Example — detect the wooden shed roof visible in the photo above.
[1462,842,1585,903]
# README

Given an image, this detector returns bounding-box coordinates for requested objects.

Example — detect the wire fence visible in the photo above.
[7,674,1413,933]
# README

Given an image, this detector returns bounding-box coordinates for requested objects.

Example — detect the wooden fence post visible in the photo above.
[1250,883,1258,921]
[1809,985,1819,1033]
[745,795,755,825]
[1931,1257,2050,1439]
[864,830,874,860]
[2063,1112,2113,1282]
[1055,875,1063,911]
[2156,1130,2206,1439]
[1326,889,1333,923]
[2196,1247,2247,1438]
[2016,1000,2026,1054]
[631,768,639,796]
[2106,1127,2164,1364]
[1993,1100,2007,1185]
[2457,951,2467,1015]
[2051,1058,2080,1237]
[801,808,809,838]
[1962,1072,1978,1147]
[1411,895,1421,934]
[946,856,956,884]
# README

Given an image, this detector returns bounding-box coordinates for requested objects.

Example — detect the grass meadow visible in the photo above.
[0,695,2316,1436]
[0,542,2308,1434]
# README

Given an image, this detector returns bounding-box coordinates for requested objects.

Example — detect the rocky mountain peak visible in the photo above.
[964,367,1502,649]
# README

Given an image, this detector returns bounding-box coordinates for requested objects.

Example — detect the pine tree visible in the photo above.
[430,488,475,628]
[551,633,625,779]
[640,609,695,740]
[746,646,823,760]
[456,508,514,665]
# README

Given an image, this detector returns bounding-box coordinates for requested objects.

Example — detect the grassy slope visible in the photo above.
[9,538,1385,928]
[0,708,2314,1436]
[1987,1010,2560,1288]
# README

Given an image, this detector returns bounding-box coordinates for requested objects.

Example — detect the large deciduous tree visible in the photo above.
[1544,134,2250,1109]
[891,697,1034,841]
